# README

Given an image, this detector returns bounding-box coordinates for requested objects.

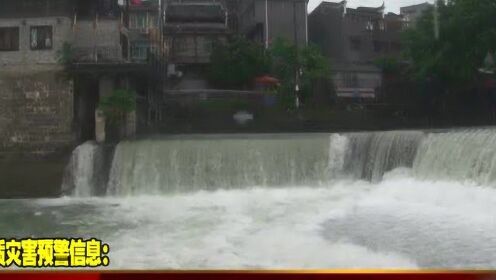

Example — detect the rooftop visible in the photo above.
[400,2,433,12]
[166,3,226,23]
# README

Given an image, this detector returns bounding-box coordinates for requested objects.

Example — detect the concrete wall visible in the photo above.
[73,19,122,48]
[309,3,403,64]
[0,67,74,158]
[238,0,308,47]
[72,19,123,62]
[308,3,345,59]
[0,17,73,65]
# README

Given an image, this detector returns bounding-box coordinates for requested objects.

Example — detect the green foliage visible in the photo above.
[208,36,332,109]
[375,57,402,74]
[98,89,136,123]
[269,38,331,109]
[208,36,271,88]
[403,0,496,88]
[57,42,74,65]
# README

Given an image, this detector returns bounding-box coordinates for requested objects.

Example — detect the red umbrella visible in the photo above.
[255,75,280,86]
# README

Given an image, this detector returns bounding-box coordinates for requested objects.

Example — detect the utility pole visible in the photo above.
[434,0,440,40]
[293,0,300,109]
[265,0,269,49]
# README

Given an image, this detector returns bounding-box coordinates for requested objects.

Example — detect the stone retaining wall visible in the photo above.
[0,66,75,158]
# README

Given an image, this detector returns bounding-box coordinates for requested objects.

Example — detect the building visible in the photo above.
[0,0,165,156]
[308,1,405,99]
[236,0,309,48]
[161,0,230,90]
[164,0,229,65]
[0,0,85,156]
[400,2,433,28]
[126,0,161,62]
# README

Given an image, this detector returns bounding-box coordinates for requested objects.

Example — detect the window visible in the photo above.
[30,26,53,50]
[366,21,374,31]
[343,72,359,87]
[350,37,361,51]
[148,15,158,29]
[130,14,147,30]
[0,27,19,51]
[131,42,149,60]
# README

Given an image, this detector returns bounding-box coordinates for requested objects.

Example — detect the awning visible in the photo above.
[255,75,280,86]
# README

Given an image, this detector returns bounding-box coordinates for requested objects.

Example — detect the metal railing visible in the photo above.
[72,46,123,63]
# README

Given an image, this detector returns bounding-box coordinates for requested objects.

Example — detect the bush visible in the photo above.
[98,89,136,123]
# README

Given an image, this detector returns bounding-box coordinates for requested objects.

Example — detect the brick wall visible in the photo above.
[0,67,75,158]
[0,15,123,157]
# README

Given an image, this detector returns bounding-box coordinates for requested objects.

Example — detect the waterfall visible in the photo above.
[327,134,349,178]
[61,142,99,197]
[342,131,424,182]
[106,135,332,195]
[414,129,496,185]
[62,129,496,197]
[62,141,114,197]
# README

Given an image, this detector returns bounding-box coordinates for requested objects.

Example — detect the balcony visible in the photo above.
[71,18,125,64]
[72,46,122,63]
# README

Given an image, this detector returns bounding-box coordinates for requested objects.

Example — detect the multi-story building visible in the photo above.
[400,2,433,28]
[161,0,230,90]
[0,0,164,155]
[236,0,309,48]
[126,0,160,62]
[0,0,89,156]
[308,1,405,99]
[164,0,229,65]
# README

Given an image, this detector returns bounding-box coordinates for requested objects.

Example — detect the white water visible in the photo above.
[5,129,496,269]
[414,129,496,185]
[61,142,99,197]
[107,135,331,196]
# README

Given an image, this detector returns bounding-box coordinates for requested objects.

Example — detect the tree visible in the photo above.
[269,38,331,109]
[208,36,270,89]
[208,36,332,109]
[403,0,496,89]
[374,56,402,75]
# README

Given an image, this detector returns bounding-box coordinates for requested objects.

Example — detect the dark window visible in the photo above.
[350,37,361,51]
[30,26,53,50]
[0,27,19,51]
[344,72,359,87]
[374,40,382,52]
[131,41,149,60]
[130,13,147,30]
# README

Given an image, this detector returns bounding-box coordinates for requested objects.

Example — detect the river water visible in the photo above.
[2,130,496,269]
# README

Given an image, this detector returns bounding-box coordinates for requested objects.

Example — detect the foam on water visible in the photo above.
[414,129,496,185]
[5,173,496,269]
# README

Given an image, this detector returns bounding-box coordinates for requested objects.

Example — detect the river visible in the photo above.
[1,130,496,269]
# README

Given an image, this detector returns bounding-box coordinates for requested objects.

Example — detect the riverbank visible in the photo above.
[0,159,67,198]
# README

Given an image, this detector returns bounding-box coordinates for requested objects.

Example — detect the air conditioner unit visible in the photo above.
[167,64,183,78]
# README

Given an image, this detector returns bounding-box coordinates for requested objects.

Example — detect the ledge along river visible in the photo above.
[1,129,496,269]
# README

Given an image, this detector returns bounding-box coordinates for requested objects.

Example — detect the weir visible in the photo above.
[63,129,496,197]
